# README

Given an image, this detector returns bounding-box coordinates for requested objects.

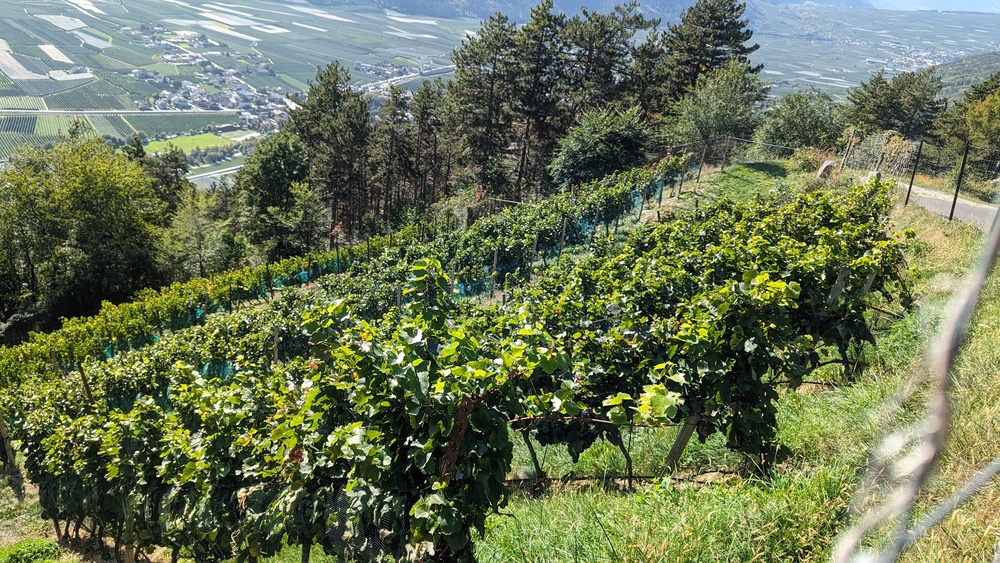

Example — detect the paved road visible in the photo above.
[903,185,998,231]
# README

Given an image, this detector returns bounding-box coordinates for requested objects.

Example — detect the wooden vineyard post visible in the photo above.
[332,235,339,274]
[396,283,402,309]
[490,247,499,299]
[855,270,878,307]
[266,264,274,300]
[449,261,457,296]
[826,267,852,307]
[530,232,539,280]
[696,144,708,183]
[662,413,699,475]
[0,412,16,471]
[590,211,599,244]
[75,361,95,406]
[51,349,63,375]
[273,326,280,365]
[840,130,857,173]
[556,217,568,261]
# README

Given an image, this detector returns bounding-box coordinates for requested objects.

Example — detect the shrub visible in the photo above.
[0,539,61,563]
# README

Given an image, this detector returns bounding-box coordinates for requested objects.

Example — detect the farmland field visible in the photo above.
[145,132,232,153]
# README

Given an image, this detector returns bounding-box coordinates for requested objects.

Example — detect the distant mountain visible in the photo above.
[305,0,878,22]
[304,0,691,21]
[305,0,1000,19]
[869,0,1000,12]
[760,0,873,7]
[936,52,1000,100]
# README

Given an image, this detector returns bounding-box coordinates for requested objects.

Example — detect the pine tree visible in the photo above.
[370,86,416,220]
[449,12,517,196]
[563,1,659,116]
[510,0,568,197]
[657,0,760,112]
[411,79,451,203]
[288,61,371,242]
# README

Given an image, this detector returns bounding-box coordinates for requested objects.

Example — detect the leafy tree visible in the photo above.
[933,70,1000,144]
[237,132,310,217]
[257,182,327,262]
[235,131,313,261]
[160,187,228,280]
[964,89,1000,150]
[656,0,760,112]
[206,176,250,273]
[846,67,944,139]
[549,106,648,191]
[0,138,159,339]
[753,88,841,149]
[665,60,769,146]
[141,143,192,218]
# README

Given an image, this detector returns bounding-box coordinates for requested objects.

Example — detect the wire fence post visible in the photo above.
[721,137,732,171]
[950,140,971,221]
[905,139,924,206]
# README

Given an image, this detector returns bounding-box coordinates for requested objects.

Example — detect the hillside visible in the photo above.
[937,51,1000,100]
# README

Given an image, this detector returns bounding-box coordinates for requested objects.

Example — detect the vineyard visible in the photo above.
[0,95,44,109]
[0,158,908,561]
[43,79,135,111]
[0,115,36,133]
[88,114,136,139]
[125,113,243,138]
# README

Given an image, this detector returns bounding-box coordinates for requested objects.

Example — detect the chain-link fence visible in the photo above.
[840,130,1000,220]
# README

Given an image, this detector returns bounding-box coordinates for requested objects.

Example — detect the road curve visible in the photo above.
[902,185,998,231]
